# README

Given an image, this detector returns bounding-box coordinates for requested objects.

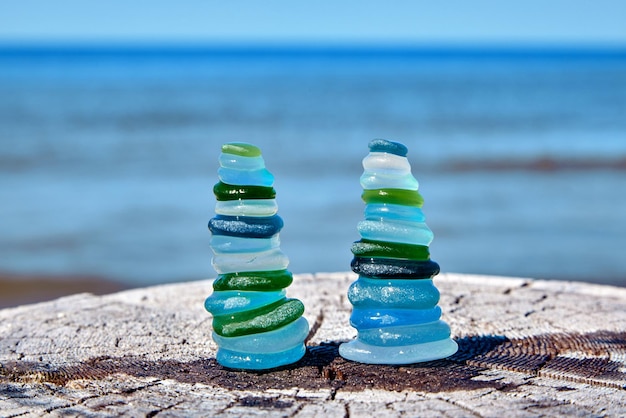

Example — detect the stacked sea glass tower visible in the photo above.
[204,143,308,370]
[339,139,458,364]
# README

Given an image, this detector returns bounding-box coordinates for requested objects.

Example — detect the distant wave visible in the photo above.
[446,156,626,172]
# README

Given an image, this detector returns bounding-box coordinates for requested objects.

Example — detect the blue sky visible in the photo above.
[1,0,625,46]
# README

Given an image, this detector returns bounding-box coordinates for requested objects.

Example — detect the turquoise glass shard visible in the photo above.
[360,172,419,190]
[215,199,278,217]
[219,154,266,170]
[339,338,458,365]
[218,166,275,187]
[205,142,308,370]
[347,277,440,309]
[350,306,442,329]
[210,235,280,254]
[357,219,434,245]
[217,344,306,371]
[203,290,286,316]
[212,248,290,274]
[340,139,458,364]
[364,203,425,223]
[357,320,451,346]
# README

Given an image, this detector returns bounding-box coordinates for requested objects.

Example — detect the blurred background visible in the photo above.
[1,1,625,307]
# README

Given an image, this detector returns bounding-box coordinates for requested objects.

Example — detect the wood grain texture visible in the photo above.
[1,272,625,417]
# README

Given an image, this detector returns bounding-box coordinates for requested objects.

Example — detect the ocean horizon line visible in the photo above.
[1,41,625,61]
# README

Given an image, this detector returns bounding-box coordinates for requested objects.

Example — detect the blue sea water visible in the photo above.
[0,45,625,286]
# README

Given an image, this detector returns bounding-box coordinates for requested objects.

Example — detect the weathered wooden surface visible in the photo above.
[1,272,625,417]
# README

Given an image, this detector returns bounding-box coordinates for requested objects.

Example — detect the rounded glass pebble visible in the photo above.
[364,203,425,223]
[216,343,306,370]
[360,172,419,190]
[213,182,276,201]
[350,257,440,278]
[339,337,459,365]
[350,239,430,260]
[204,290,286,316]
[212,317,308,353]
[368,139,408,156]
[357,320,451,346]
[362,152,411,174]
[221,142,262,157]
[218,167,275,187]
[212,248,289,274]
[361,188,424,207]
[215,199,278,217]
[210,235,280,254]
[357,220,434,246]
[212,298,305,337]
[213,270,293,292]
[350,306,441,329]
[347,277,440,309]
[219,154,266,170]
[209,214,284,238]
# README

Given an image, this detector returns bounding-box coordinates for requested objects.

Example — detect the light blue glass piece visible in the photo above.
[339,337,458,364]
[357,320,451,346]
[347,277,440,309]
[210,235,280,254]
[219,154,266,171]
[215,199,278,217]
[350,306,441,329]
[360,172,419,190]
[364,203,425,223]
[212,248,289,274]
[362,152,411,174]
[204,290,286,316]
[218,167,274,187]
[357,220,434,245]
[216,343,306,370]
[212,317,308,353]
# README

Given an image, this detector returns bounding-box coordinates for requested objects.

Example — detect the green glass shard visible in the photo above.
[213,182,276,201]
[212,298,305,337]
[221,142,262,157]
[351,239,430,260]
[362,188,424,207]
[213,270,294,291]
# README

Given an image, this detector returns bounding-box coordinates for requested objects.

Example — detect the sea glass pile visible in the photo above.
[339,139,458,364]
[204,143,308,370]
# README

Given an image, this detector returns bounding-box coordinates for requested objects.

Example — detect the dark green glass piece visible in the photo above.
[351,239,430,260]
[213,181,276,201]
[212,298,305,337]
[361,188,424,207]
[368,139,408,156]
[213,270,294,291]
[221,142,262,157]
[351,256,440,279]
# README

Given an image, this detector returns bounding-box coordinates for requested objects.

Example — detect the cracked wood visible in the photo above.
[1,272,625,417]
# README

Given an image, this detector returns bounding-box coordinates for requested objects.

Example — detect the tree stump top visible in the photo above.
[1,272,625,417]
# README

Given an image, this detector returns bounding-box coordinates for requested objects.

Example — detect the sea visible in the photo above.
[1,45,625,287]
